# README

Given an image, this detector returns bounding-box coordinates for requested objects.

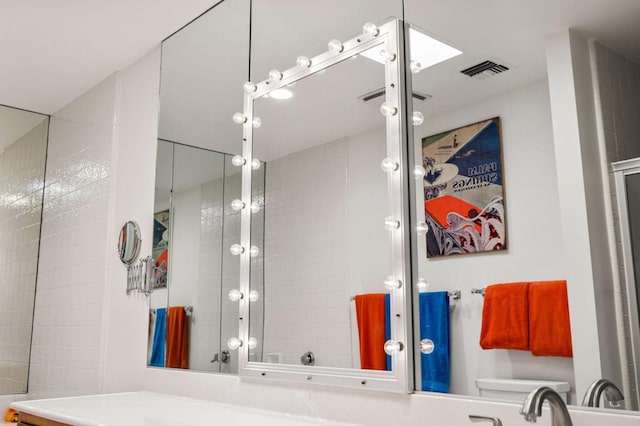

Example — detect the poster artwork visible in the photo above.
[422,117,506,258]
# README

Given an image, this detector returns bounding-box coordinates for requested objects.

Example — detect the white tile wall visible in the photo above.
[28,74,119,398]
[0,119,48,394]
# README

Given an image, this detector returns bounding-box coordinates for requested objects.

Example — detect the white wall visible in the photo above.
[413,80,575,399]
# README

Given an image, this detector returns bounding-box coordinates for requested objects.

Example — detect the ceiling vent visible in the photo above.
[460,60,509,79]
[359,88,432,103]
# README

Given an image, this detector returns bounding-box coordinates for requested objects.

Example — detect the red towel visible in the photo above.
[529,281,573,358]
[166,306,188,369]
[480,283,530,350]
[355,294,387,370]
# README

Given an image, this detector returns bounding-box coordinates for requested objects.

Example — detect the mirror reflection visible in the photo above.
[0,105,49,394]
[249,48,394,370]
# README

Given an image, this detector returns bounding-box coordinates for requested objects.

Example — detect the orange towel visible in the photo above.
[480,283,530,350]
[166,306,188,369]
[355,294,387,370]
[529,281,573,358]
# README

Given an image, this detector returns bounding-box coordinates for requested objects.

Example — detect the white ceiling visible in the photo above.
[0,105,47,152]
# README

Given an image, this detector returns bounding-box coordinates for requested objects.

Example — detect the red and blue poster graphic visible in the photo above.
[422,117,506,258]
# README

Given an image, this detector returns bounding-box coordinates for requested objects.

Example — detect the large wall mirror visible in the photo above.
[0,105,49,394]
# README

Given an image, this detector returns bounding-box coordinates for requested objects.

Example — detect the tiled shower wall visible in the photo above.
[0,119,48,394]
[28,75,118,398]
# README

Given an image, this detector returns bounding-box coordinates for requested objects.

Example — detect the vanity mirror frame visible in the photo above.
[236,18,413,393]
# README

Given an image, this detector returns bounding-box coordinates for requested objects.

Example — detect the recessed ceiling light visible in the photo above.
[360,28,461,71]
[269,88,293,100]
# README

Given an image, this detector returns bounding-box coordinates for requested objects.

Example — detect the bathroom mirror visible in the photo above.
[0,105,49,394]
[118,221,141,265]
[237,19,412,392]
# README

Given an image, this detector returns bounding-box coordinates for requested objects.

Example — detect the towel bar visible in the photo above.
[471,288,486,296]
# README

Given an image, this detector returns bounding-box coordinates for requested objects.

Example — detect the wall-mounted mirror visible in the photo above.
[0,105,49,394]
[118,221,141,265]
[236,18,412,392]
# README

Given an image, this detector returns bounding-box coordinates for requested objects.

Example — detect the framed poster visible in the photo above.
[421,117,506,258]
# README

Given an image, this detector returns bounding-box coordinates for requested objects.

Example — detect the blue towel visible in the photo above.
[419,292,450,392]
[150,308,166,367]
[384,294,391,371]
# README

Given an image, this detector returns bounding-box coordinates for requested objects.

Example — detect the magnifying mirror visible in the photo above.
[118,220,142,265]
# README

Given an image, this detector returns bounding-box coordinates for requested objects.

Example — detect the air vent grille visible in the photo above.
[359,88,432,103]
[460,60,509,79]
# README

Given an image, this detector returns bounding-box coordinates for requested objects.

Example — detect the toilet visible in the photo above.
[475,378,570,403]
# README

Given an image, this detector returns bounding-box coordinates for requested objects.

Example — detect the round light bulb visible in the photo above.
[228,289,244,302]
[416,278,429,293]
[231,155,246,167]
[380,157,399,173]
[232,112,247,124]
[420,339,435,354]
[384,340,404,355]
[227,337,243,350]
[243,81,257,93]
[250,245,260,258]
[252,117,262,128]
[296,56,312,68]
[383,276,402,291]
[413,165,426,179]
[384,216,400,230]
[249,290,259,302]
[251,202,261,214]
[362,22,380,37]
[230,244,244,255]
[410,60,422,74]
[248,337,258,350]
[412,111,424,126]
[251,159,261,170]
[231,199,245,211]
[380,102,398,117]
[416,221,429,235]
[328,39,344,53]
[268,69,283,82]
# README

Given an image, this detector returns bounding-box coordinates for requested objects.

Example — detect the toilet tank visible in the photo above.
[475,378,570,403]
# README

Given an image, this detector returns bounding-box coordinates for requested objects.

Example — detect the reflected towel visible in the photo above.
[419,292,450,393]
[529,280,573,357]
[480,283,530,350]
[355,294,388,371]
[166,306,188,369]
[384,294,391,371]
[149,308,166,367]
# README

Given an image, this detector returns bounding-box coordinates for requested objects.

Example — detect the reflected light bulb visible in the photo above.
[248,337,258,350]
[380,157,399,173]
[328,39,344,53]
[232,112,247,124]
[412,111,425,126]
[384,340,404,355]
[380,102,398,117]
[230,244,244,255]
[227,337,243,350]
[249,290,259,302]
[416,221,429,235]
[243,81,257,93]
[252,117,262,128]
[416,278,429,293]
[420,339,435,354]
[362,22,380,37]
[231,155,246,167]
[410,60,422,74]
[268,69,283,81]
[383,276,402,291]
[228,289,243,302]
[251,159,261,170]
[413,165,426,179]
[296,56,312,68]
[251,202,261,214]
[231,199,245,211]
[384,216,400,230]
[250,245,260,258]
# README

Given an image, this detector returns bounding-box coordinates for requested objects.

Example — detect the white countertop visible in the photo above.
[11,392,355,426]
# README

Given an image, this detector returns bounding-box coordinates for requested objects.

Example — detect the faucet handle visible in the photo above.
[469,415,503,426]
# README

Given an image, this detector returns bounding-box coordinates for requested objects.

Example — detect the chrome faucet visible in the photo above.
[520,386,573,426]
[582,379,624,409]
